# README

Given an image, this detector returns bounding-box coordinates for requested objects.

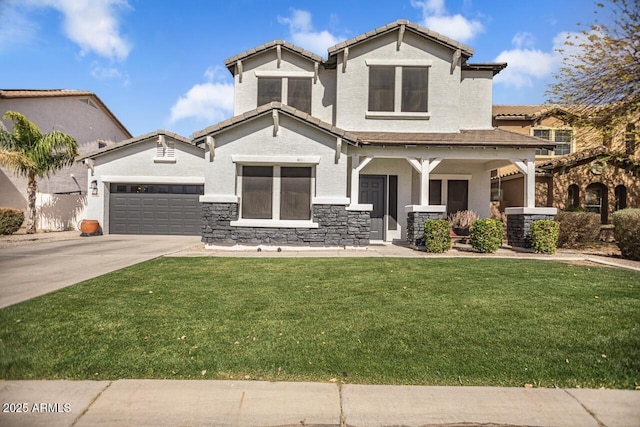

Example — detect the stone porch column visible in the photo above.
[405,205,447,247]
[505,207,557,248]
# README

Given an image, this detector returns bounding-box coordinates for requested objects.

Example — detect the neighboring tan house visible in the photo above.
[0,89,131,230]
[492,105,639,223]
[81,20,555,248]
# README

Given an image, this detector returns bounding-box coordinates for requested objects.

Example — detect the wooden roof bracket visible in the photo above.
[397,24,405,50]
[314,62,319,84]
[84,158,95,176]
[158,134,168,149]
[272,110,279,136]
[335,136,342,163]
[276,45,282,68]
[342,47,349,73]
[237,60,243,83]
[451,49,461,74]
[206,135,215,161]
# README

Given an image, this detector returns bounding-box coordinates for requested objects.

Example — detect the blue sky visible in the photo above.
[0,0,606,139]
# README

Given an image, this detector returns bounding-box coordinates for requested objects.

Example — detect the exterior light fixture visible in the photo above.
[90,180,98,196]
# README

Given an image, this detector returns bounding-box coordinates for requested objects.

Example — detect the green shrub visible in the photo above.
[423,219,451,253]
[530,220,560,254]
[612,209,640,261]
[0,208,25,235]
[469,219,503,253]
[555,211,601,247]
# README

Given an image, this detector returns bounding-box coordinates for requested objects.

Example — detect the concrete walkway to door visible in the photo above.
[0,234,200,309]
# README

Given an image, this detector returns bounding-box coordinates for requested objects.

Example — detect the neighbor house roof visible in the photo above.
[224,40,325,75]
[462,63,507,76]
[327,19,474,60]
[79,130,199,160]
[537,145,610,171]
[192,102,360,145]
[0,89,132,138]
[352,128,554,148]
[493,105,577,122]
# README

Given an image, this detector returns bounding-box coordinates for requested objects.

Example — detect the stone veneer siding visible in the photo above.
[201,203,370,246]
[407,211,446,247]
[506,213,556,248]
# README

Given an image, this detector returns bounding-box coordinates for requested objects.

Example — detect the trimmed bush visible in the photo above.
[612,208,640,261]
[0,208,25,235]
[555,211,601,247]
[530,220,560,254]
[470,219,504,253]
[423,219,451,253]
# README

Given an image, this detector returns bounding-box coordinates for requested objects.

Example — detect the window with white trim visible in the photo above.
[533,128,573,156]
[368,66,428,115]
[240,165,313,221]
[257,77,312,113]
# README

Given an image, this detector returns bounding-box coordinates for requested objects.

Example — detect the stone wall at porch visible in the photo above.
[406,211,446,247]
[201,203,371,246]
[506,213,556,248]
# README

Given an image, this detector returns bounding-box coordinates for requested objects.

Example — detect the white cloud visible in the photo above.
[493,31,573,89]
[277,9,345,56]
[90,63,121,80]
[411,0,483,43]
[170,69,234,124]
[10,0,132,61]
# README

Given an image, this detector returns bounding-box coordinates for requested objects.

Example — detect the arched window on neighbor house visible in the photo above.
[626,123,637,156]
[567,184,580,209]
[586,183,609,223]
[615,185,627,211]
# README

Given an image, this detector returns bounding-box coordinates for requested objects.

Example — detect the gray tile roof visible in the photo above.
[192,102,360,145]
[79,130,199,160]
[224,40,325,74]
[352,129,554,148]
[327,19,474,58]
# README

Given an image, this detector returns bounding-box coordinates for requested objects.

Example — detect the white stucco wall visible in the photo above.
[233,50,334,124]
[334,31,464,133]
[203,113,348,202]
[459,70,494,130]
[84,138,204,233]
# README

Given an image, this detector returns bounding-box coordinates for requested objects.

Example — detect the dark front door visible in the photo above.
[360,176,385,240]
[447,180,468,215]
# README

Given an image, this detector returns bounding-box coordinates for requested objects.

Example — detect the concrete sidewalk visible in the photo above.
[1,380,638,427]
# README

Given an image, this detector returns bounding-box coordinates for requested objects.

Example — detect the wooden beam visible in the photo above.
[272,110,279,136]
[342,47,349,73]
[428,158,443,173]
[206,136,215,161]
[335,136,342,162]
[397,24,405,50]
[276,45,281,68]
[451,49,461,74]
[237,60,243,83]
[406,157,422,173]
[314,62,319,83]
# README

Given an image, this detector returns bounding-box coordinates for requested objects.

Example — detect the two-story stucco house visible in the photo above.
[81,20,556,247]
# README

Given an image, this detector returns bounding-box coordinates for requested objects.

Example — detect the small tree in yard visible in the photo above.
[0,111,78,234]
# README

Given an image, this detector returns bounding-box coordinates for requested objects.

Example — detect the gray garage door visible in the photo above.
[109,183,203,235]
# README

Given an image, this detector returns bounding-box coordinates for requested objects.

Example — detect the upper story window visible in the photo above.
[257,77,312,114]
[367,64,429,118]
[533,128,573,156]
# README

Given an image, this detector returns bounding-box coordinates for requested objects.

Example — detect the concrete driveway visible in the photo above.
[0,235,200,309]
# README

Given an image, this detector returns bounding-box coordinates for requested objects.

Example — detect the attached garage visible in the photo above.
[109,184,203,235]
[79,130,206,236]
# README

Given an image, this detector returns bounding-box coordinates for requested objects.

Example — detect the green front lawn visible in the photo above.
[1,258,639,388]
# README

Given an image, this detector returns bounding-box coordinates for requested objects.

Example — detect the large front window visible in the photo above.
[241,166,312,221]
[368,66,429,114]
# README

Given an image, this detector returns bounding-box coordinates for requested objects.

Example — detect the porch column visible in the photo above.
[420,158,429,205]
[510,159,536,208]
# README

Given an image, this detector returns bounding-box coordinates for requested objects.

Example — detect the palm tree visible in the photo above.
[0,111,78,234]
